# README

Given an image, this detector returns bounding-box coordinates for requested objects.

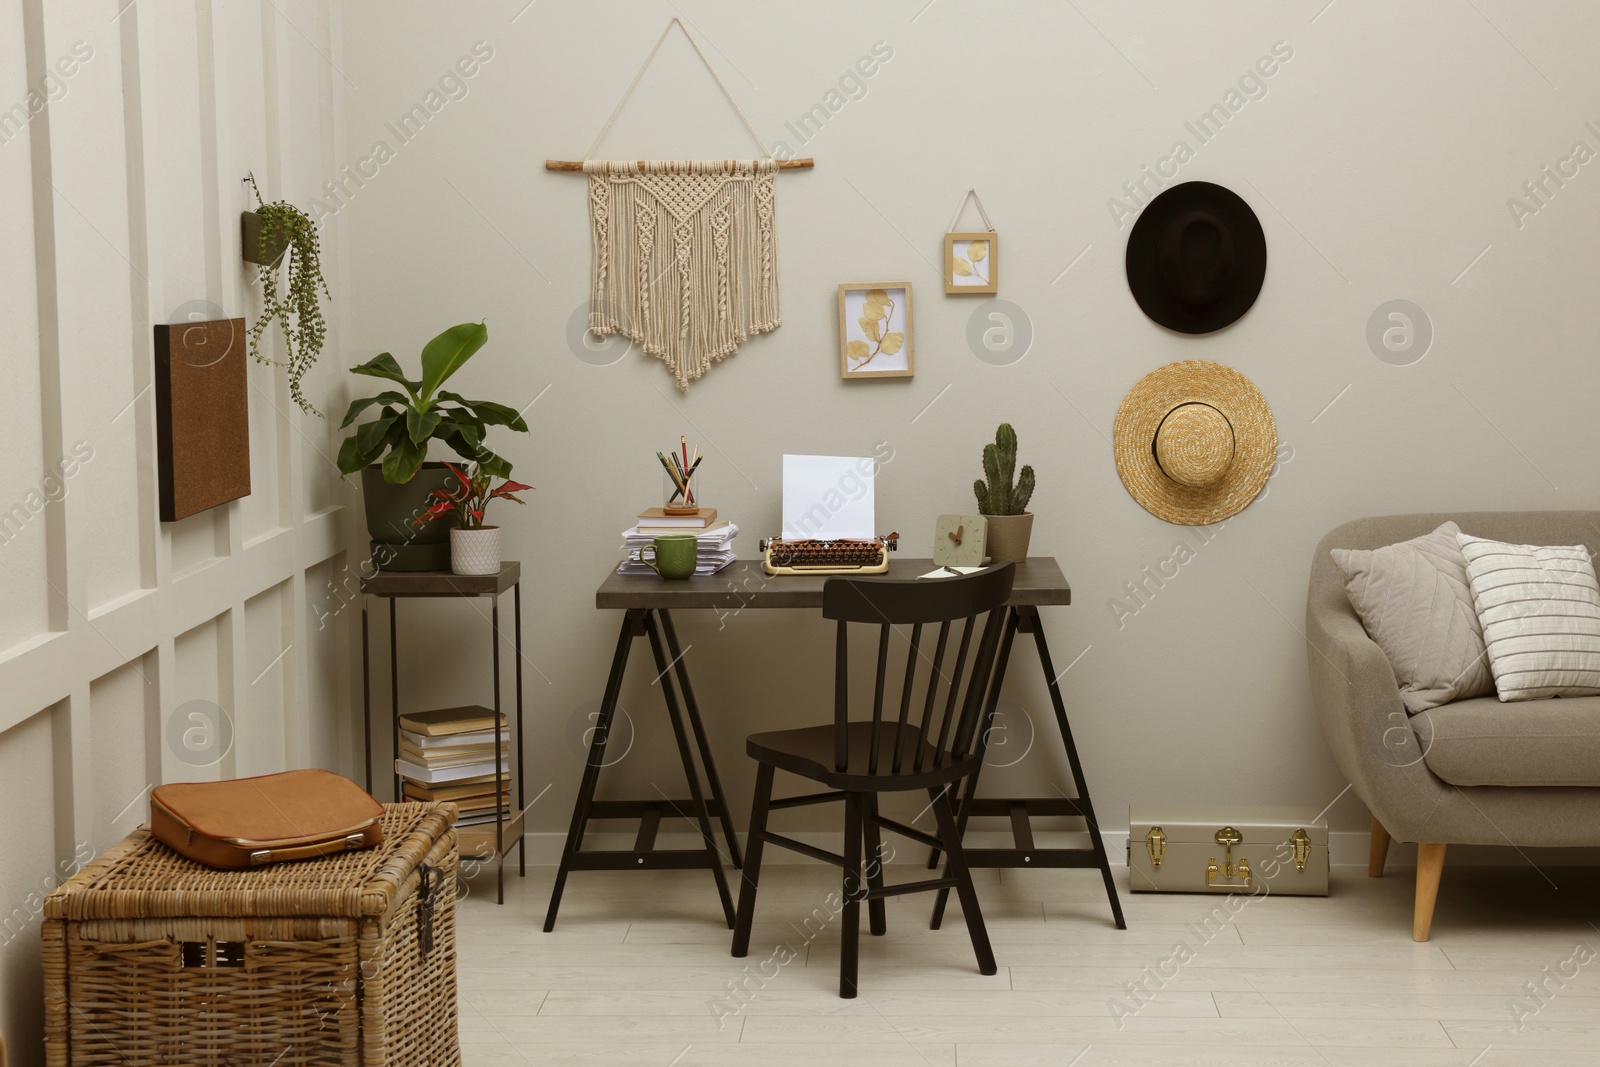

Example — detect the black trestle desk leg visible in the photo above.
[544,609,640,932]
[1022,604,1125,930]
[645,612,736,928]
[659,609,743,869]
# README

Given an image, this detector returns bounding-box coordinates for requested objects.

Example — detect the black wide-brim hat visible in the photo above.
[1125,181,1266,335]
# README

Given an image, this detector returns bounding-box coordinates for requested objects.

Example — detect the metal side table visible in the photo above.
[361,563,526,904]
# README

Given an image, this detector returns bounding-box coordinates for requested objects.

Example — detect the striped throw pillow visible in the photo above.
[1457,533,1600,701]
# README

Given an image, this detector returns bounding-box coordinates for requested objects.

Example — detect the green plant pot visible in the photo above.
[360,463,455,571]
[983,512,1034,564]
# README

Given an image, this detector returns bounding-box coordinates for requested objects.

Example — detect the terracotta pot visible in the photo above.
[983,512,1034,564]
[450,526,502,576]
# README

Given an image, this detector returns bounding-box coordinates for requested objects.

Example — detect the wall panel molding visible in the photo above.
[0,1,352,1055]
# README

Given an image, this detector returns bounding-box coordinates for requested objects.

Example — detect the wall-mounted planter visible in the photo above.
[240,210,288,266]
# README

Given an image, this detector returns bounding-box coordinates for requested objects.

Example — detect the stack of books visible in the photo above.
[619,508,738,576]
[395,706,511,827]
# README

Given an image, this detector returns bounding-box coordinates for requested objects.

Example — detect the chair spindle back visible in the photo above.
[822,563,1016,775]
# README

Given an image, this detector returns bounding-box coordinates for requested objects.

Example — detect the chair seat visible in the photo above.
[747,722,977,790]
[1420,695,1600,786]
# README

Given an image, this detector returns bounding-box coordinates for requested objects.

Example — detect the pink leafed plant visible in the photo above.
[413,462,532,530]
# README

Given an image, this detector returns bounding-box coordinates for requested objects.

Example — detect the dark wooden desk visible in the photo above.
[544,557,1125,933]
[595,557,1074,610]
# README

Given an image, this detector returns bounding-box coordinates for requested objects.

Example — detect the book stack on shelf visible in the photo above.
[619,507,738,576]
[395,706,511,827]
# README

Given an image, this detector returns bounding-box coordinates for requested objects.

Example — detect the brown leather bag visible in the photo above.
[150,769,384,870]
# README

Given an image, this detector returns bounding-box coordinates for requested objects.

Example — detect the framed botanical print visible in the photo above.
[838,283,914,379]
[944,231,997,294]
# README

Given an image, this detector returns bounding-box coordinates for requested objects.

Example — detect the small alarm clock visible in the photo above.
[933,513,987,568]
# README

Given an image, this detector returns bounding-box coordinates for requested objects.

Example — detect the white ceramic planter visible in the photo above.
[450,526,501,576]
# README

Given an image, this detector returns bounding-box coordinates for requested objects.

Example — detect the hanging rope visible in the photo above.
[947,188,996,232]
[584,18,774,162]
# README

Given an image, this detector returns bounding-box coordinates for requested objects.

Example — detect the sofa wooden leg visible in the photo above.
[1413,843,1447,942]
[1368,817,1391,878]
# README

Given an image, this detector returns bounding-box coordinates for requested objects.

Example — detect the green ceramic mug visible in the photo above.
[637,534,697,580]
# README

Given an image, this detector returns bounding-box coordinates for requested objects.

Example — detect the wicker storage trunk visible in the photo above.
[42,802,459,1067]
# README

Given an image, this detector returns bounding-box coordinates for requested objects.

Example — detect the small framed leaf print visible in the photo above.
[944,231,997,294]
[839,283,914,380]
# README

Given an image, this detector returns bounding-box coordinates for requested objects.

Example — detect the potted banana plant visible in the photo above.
[414,463,532,575]
[336,322,528,571]
[973,422,1035,563]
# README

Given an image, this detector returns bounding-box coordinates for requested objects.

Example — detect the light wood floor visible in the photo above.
[454,859,1600,1065]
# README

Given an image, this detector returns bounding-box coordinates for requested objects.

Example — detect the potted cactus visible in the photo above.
[973,422,1035,563]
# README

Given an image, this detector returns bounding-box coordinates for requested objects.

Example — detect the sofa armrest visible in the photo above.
[1305,562,1451,842]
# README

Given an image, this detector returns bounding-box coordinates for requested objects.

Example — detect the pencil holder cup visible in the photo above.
[662,467,706,515]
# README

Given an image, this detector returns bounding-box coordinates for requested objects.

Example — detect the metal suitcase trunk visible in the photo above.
[1128,804,1329,896]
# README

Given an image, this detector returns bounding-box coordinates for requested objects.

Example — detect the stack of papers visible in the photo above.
[618,523,739,576]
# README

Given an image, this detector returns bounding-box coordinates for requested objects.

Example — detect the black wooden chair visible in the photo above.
[730,563,1016,998]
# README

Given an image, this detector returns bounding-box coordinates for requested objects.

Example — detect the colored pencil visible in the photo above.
[669,452,689,504]
[656,451,687,500]
[680,456,702,505]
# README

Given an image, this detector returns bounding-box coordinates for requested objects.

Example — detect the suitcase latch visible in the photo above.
[1291,827,1312,872]
[1206,825,1251,889]
[1145,826,1166,869]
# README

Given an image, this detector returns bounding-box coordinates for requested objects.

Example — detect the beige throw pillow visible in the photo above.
[1457,533,1600,701]
[1331,522,1495,712]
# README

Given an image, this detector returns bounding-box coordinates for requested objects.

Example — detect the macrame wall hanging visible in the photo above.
[547,20,814,390]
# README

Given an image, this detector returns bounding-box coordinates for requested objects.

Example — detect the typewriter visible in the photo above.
[759,532,899,576]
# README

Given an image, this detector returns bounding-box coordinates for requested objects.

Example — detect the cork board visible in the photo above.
[153,318,251,521]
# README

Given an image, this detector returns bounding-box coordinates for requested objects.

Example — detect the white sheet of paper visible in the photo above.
[919,566,984,579]
[781,454,875,540]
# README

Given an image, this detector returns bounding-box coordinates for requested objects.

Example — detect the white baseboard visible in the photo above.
[484,829,1600,871]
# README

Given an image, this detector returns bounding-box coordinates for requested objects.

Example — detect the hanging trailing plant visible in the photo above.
[244,172,330,416]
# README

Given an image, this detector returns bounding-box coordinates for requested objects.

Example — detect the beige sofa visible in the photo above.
[1306,512,1600,940]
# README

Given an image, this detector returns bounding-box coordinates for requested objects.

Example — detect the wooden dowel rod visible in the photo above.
[544,158,814,171]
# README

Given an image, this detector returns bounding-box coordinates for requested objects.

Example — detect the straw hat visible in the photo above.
[1113,360,1276,525]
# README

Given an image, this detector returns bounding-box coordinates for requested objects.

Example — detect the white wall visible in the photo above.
[333,0,1600,860]
[0,0,352,1057]
[5,2,1600,1049]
